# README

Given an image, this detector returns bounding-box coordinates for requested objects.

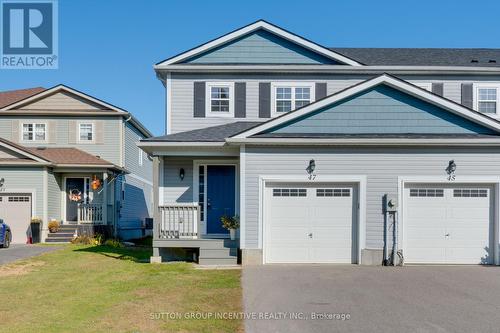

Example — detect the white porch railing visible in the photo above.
[78,203,104,224]
[158,203,200,239]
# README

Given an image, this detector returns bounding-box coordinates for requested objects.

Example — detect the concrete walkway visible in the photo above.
[0,244,62,265]
[243,265,500,333]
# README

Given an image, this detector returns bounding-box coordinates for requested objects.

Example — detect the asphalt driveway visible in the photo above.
[0,244,62,265]
[243,265,500,333]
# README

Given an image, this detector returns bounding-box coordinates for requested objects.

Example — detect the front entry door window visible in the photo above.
[206,165,236,234]
[66,178,90,222]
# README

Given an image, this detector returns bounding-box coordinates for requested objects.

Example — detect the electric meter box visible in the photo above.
[383,194,398,213]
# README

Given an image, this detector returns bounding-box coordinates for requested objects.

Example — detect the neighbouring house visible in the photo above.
[139,20,500,266]
[0,85,153,244]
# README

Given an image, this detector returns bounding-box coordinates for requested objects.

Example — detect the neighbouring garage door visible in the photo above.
[404,184,494,264]
[0,194,32,244]
[265,183,357,264]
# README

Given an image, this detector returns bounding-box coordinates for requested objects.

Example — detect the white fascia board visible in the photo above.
[154,20,362,67]
[158,65,500,75]
[230,74,500,139]
[226,137,500,146]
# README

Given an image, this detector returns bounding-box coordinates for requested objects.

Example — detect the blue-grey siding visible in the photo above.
[168,73,500,134]
[119,122,153,239]
[268,85,496,135]
[183,30,338,64]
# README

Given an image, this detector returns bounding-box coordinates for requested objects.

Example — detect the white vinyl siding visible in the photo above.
[242,146,500,249]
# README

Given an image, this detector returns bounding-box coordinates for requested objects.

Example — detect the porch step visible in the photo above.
[198,257,238,265]
[200,248,238,258]
[194,239,238,249]
[45,224,77,243]
[197,239,239,266]
[47,233,75,238]
[46,237,73,243]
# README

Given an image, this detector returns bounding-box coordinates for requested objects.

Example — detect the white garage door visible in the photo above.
[265,184,357,264]
[0,194,32,244]
[404,184,493,264]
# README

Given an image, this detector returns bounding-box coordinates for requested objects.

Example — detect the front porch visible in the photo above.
[43,170,118,242]
[150,157,240,264]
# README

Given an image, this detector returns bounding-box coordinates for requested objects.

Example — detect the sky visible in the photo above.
[1,0,500,136]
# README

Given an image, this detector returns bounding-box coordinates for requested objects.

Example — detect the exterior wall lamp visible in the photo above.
[306,159,316,180]
[446,160,456,181]
[179,168,185,181]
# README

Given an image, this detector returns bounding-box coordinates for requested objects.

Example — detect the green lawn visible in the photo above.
[0,245,242,333]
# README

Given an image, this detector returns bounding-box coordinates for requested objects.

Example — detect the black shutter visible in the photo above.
[193,82,206,118]
[315,82,327,100]
[461,83,473,109]
[259,82,271,118]
[235,82,246,118]
[431,83,443,96]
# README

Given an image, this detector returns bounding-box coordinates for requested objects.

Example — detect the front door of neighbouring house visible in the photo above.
[66,178,88,222]
[206,165,235,235]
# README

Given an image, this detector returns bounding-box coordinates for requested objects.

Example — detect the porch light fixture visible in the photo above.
[179,168,185,181]
[306,159,316,180]
[91,175,102,191]
[446,160,456,181]
[0,178,4,188]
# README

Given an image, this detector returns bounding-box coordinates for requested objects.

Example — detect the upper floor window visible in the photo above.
[79,123,94,142]
[474,84,500,114]
[22,123,46,141]
[271,82,315,115]
[206,82,234,117]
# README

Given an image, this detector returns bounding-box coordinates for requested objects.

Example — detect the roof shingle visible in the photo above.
[330,48,500,67]
[0,87,46,108]
[144,121,262,142]
[25,147,114,165]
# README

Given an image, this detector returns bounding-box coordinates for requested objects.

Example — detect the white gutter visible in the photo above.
[225,137,500,146]
[155,65,500,75]
[137,141,226,148]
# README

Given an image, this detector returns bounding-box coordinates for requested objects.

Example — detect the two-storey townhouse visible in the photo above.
[139,20,500,266]
[0,85,152,245]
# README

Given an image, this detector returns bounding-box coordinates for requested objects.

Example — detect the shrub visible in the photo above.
[104,239,124,248]
[220,215,240,230]
[48,220,60,233]
[71,233,104,245]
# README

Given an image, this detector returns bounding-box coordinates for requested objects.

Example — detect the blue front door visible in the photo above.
[207,165,236,234]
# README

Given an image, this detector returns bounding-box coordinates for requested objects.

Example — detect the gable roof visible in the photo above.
[1,84,128,113]
[155,20,362,68]
[228,74,500,141]
[0,87,46,108]
[0,85,152,138]
[331,48,500,67]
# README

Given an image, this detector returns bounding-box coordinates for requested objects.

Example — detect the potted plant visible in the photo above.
[48,219,60,233]
[220,215,239,241]
[30,217,42,243]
